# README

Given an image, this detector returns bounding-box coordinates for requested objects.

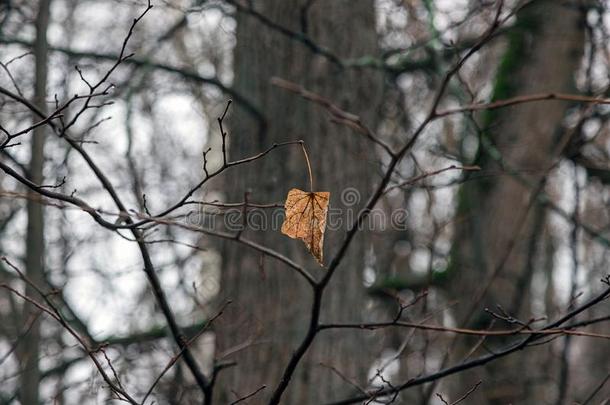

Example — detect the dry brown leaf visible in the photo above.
[281,188,330,265]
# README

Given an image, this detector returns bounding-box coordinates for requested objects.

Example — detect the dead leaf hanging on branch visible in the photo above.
[280,142,330,265]
[281,188,330,265]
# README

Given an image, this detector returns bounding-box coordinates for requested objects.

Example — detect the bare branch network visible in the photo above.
[1,0,610,404]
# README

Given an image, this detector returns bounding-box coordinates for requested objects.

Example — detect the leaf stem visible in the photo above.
[300,141,314,192]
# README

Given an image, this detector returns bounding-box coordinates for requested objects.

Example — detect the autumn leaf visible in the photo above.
[281,188,330,265]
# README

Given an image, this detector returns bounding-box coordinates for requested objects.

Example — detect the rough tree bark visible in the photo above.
[450,1,585,403]
[214,1,383,403]
[18,1,51,403]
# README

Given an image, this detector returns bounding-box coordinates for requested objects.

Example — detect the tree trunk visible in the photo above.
[214,1,383,403]
[19,1,51,404]
[450,1,585,403]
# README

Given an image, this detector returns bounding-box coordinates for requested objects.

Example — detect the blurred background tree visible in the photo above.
[216,1,384,403]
